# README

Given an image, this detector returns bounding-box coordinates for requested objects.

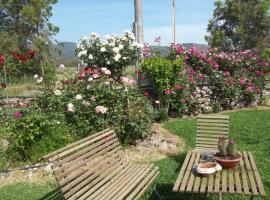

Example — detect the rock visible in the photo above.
[43,163,53,173]
[197,97,208,103]
[159,142,168,153]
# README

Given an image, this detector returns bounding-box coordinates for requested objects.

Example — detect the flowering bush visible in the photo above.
[141,57,194,115]
[75,31,143,79]
[140,43,269,116]
[36,66,153,144]
[0,50,56,86]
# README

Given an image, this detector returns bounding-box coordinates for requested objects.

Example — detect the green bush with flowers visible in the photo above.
[7,31,153,161]
[140,42,269,116]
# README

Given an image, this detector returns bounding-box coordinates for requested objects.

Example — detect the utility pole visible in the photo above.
[172,0,176,44]
[134,0,144,44]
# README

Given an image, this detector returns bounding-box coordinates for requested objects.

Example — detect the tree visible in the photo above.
[0,0,59,55]
[205,0,270,51]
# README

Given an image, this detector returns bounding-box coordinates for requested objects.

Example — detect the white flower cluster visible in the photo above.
[76,30,143,66]
[34,74,43,83]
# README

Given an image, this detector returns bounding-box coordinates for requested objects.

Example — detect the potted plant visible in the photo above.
[214,137,242,169]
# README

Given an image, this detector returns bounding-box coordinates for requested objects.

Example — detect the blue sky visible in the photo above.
[51,0,216,45]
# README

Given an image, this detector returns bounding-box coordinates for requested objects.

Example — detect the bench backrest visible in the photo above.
[43,129,125,199]
[195,115,229,152]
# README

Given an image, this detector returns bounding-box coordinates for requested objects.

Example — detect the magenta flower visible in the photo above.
[239,78,245,86]
[199,73,204,80]
[189,68,195,76]
[224,70,230,77]
[213,62,219,69]
[13,111,22,119]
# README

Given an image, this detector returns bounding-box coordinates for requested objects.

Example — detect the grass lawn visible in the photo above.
[142,109,270,200]
[0,109,269,200]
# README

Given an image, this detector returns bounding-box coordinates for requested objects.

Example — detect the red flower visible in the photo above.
[164,89,171,95]
[143,91,150,97]
[63,80,70,85]
[13,53,20,60]
[28,50,35,59]
[79,73,86,79]
[0,53,4,65]
[19,55,28,63]
[174,84,182,90]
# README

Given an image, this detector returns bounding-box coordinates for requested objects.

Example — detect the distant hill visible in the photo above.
[53,42,76,60]
[54,42,208,60]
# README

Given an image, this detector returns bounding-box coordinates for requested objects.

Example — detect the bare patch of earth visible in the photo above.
[124,123,185,162]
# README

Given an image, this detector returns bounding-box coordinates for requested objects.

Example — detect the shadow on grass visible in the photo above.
[145,153,220,200]
[38,188,64,200]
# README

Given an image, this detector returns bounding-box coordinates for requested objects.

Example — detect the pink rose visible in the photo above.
[13,111,22,119]
[164,89,171,95]
[239,78,245,86]
[95,106,107,114]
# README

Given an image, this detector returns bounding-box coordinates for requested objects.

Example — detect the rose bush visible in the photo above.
[76,31,143,80]
[36,67,153,144]
[140,43,269,116]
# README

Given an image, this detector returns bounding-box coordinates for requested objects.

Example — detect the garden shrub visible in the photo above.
[8,109,74,160]
[141,56,193,116]
[6,31,153,161]
[36,68,153,144]
[140,44,269,116]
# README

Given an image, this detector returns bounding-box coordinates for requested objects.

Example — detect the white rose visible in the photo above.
[113,47,120,53]
[59,64,65,69]
[100,47,106,52]
[88,54,93,60]
[37,77,43,83]
[54,89,62,96]
[114,54,121,61]
[88,77,93,82]
[67,103,75,112]
[119,44,124,49]
[78,50,87,58]
[34,74,39,79]
[82,100,90,107]
[75,94,83,100]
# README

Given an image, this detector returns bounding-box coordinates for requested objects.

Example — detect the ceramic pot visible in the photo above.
[214,154,242,169]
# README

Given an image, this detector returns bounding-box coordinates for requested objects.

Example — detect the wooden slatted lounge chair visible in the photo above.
[43,129,160,200]
[195,114,229,152]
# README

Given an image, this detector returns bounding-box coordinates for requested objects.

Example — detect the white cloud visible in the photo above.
[144,24,208,45]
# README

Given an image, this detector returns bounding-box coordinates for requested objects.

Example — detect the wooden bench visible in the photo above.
[43,129,160,200]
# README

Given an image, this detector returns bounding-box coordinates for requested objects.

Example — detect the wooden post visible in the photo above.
[172,0,176,44]
[134,0,144,44]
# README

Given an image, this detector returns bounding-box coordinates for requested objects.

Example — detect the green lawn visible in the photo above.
[142,109,270,200]
[0,109,269,200]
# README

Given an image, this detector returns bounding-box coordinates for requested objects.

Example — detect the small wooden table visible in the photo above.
[173,150,266,199]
